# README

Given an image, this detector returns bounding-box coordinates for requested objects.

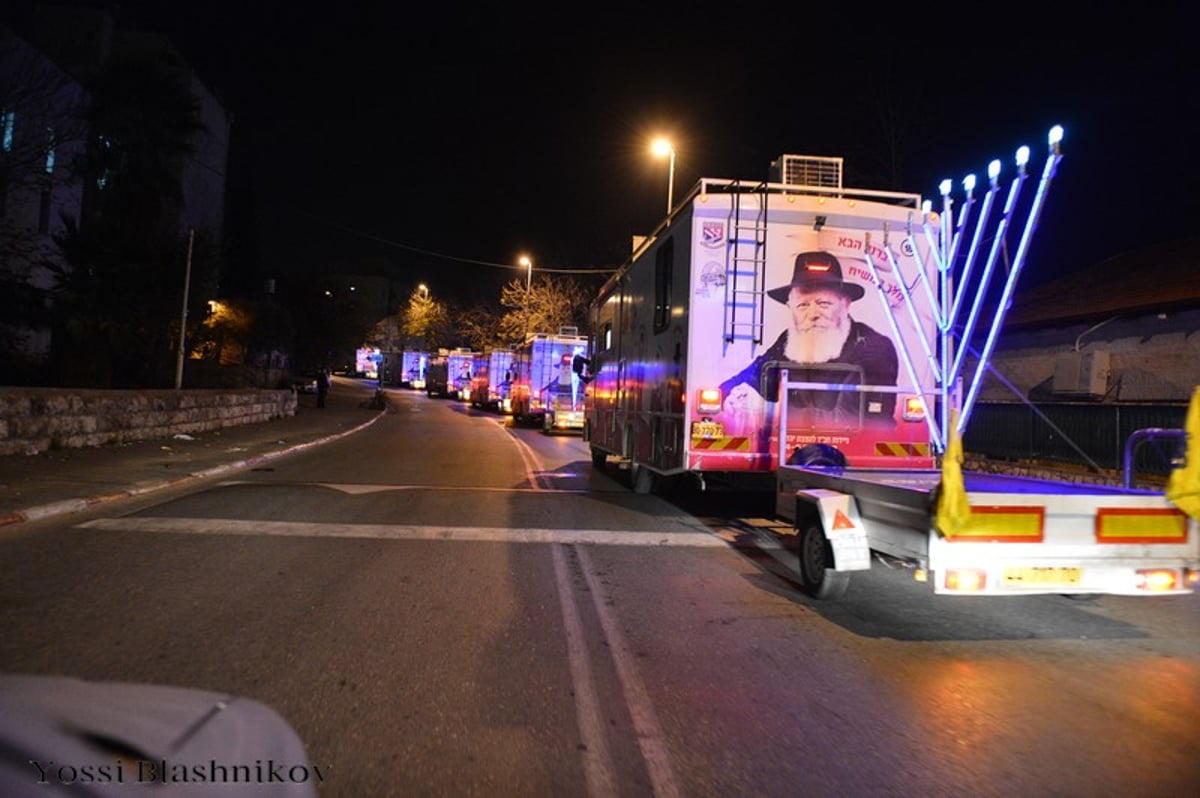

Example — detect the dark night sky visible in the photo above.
[20,2,1200,304]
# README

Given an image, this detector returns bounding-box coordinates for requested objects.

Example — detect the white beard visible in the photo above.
[784,317,851,364]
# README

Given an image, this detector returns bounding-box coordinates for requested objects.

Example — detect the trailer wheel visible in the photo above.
[787,443,847,468]
[798,524,850,600]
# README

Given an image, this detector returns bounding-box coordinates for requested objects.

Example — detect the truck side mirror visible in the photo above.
[572,354,594,383]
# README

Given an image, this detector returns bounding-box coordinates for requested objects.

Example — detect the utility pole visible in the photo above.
[174,229,195,390]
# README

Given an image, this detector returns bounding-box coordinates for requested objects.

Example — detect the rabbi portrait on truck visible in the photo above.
[718,251,899,431]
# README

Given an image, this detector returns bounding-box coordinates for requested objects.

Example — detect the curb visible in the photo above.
[0,409,386,528]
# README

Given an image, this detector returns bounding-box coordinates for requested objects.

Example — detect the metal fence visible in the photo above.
[964,402,1189,477]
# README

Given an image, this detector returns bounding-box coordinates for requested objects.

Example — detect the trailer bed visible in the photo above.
[776,465,1172,563]
[781,466,1158,499]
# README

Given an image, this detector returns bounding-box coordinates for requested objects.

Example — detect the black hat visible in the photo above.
[767,251,865,304]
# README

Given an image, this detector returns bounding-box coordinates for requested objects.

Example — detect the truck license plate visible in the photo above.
[692,421,724,439]
[1002,566,1082,587]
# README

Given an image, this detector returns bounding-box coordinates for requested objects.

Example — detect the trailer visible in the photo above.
[511,328,589,431]
[585,126,1199,599]
[470,347,516,413]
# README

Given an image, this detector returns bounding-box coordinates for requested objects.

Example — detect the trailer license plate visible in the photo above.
[692,421,723,440]
[1002,566,1082,587]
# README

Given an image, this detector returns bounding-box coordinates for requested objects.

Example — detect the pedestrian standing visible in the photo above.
[316,368,330,408]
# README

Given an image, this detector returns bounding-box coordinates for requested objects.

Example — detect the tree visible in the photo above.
[397,288,454,351]
[498,274,592,343]
[401,289,441,340]
[457,303,503,352]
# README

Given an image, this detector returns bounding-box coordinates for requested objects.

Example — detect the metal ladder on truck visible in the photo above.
[723,181,768,346]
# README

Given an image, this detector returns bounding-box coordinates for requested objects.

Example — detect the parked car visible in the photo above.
[283,373,318,394]
[0,673,319,796]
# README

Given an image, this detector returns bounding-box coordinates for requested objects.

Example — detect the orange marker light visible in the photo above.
[697,388,722,414]
[902,395,926,422]
[1135,569,1179,592]
[945,569,987,592]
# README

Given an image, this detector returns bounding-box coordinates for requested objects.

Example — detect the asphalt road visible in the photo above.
[1,387,1197,797]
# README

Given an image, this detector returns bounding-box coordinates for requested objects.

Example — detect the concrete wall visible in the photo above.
[0,387,297,456]
[975,309,1200,403]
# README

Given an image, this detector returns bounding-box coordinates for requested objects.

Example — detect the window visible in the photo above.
[653,236,674,333]
[44,127,56,173]
[1,111,14,152]
[603,322,612,351]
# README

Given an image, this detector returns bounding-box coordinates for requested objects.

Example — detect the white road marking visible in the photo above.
[214,482,589,495]
[576,545,682,798]
[503,428,549,491]
[75,517,728,547]
[552,544,619,798]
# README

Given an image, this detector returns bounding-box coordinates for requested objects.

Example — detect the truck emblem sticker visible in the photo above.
[701,222,724,248]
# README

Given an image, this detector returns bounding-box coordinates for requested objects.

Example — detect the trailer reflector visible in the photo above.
[1095,508,1188,543]
[874,442,931,457]
[691,434,750,451]
[942,505,1045,542]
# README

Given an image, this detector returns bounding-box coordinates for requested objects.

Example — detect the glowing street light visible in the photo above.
[418,283,429,299]
[519,255,532,292]
[518,255,532,340]
[651,137,675,216]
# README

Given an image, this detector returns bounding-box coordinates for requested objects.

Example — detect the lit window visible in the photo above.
[1,111,14,152]
[44,127,55,173]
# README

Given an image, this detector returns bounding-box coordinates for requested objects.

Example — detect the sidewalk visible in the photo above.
[0,378,386,526]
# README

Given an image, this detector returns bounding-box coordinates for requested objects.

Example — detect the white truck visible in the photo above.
[511,328,589,432]
[446,347,478,401]
[401,349,428,390]
[583,126,1199,599]
[470,346,516,413]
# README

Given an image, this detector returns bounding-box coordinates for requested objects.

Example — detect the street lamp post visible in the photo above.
[651,137,675,216]
[519,255,532,341]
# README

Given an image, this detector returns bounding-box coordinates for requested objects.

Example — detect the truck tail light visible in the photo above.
[697,388,722,414]
[901,395,926,422]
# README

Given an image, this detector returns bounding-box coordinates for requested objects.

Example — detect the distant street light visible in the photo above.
[418,283,429,299]
[651,137,675,216]
[519,255,532,292]
[519,255,532,341]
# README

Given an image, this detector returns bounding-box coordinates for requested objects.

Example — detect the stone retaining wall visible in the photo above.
[0,387,297,456]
